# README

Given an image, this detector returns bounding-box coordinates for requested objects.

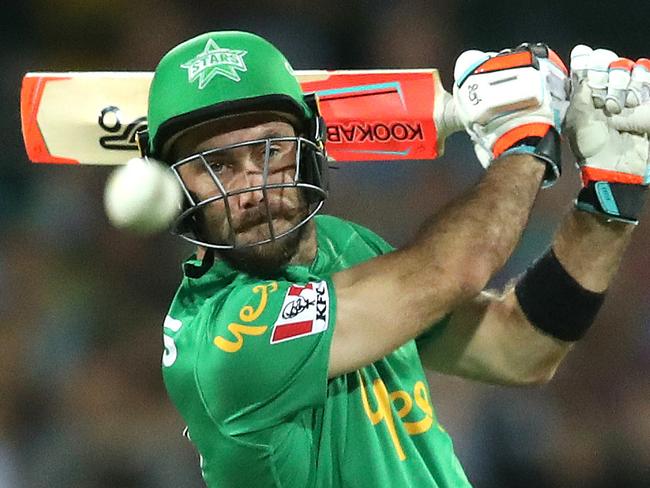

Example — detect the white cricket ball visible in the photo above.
[104,157,183,234]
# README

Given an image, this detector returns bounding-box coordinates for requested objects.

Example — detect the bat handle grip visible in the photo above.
[436,89,464,142]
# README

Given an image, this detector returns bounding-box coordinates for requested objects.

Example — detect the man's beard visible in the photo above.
[195,190,311,277]
[217,222,308,277]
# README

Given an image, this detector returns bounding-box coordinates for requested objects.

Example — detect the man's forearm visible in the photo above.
[330,154,546,376]
[407,154,545,308]
[417,203,632,385]
[552,210,635,292]
[511,208,634,348]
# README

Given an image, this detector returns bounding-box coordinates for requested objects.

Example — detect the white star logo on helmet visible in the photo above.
[181,38,248,89]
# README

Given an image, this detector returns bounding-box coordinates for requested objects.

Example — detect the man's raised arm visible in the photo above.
[329,44,569,377]
[418,47,650,385]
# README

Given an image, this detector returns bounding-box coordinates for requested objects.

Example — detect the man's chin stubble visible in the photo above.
[216,222,306,277]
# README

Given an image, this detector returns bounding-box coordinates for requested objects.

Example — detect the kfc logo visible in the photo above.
[271,281,330,344]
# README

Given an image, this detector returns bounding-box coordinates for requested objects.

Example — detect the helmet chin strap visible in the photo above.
[183,248,215,278]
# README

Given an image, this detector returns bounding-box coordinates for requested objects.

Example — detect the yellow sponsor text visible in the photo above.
[214,282,277,353]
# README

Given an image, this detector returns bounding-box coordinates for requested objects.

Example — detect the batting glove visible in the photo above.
[453,43,569,187]
[564,45,650,224]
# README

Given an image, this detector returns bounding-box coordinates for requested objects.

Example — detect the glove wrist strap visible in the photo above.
[497,125,562,188]
[575,181,648,224]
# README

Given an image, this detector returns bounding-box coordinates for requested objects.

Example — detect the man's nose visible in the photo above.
[233,159,265,210]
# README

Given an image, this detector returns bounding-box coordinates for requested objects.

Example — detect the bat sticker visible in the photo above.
[98,106,147,151]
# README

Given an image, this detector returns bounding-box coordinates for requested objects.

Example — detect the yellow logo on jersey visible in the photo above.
[359,373,444,461]
[214,282,278,353]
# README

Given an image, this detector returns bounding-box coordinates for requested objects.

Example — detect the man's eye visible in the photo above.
[209,162,225,173]
[269,146,280,157]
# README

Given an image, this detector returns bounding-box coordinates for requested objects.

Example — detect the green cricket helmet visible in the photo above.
[143,31,329,251]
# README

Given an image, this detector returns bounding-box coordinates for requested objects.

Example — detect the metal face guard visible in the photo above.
[170,136,328,249]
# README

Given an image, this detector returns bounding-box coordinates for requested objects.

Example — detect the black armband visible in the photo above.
[514,249,605,341]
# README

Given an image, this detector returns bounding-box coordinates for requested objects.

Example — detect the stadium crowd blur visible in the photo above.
[1,0,649,486]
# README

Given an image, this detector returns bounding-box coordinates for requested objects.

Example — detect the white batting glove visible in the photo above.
[564,45,650,224]
[453,43,569,187]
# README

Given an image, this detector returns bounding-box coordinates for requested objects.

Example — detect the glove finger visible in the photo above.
[587,48,618,108]
[454,50,490,85]
[610,104,650,133]
[626,59,650,107]
[605,58,634,115]
[568,45,595,126]
[564,74,606,155]
[570,44,593,82]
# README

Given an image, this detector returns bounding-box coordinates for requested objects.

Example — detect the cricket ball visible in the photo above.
[103,157,183,234]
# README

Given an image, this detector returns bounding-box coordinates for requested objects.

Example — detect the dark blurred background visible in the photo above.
[1,1,649,486]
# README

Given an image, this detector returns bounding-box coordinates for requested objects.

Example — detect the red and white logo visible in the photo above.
[270,281,330,344]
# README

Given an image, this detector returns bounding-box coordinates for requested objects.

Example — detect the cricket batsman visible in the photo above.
[148,31,650,486]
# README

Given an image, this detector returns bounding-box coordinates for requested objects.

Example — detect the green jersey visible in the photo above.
[162,215,471,487]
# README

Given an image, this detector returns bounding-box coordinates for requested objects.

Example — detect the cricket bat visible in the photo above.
[21,70,456,165]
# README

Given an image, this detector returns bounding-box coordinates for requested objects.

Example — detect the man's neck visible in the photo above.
[289,219,317,267]
[195,219,318,267]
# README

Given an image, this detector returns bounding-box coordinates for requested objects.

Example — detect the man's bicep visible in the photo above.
[328,251,463,378]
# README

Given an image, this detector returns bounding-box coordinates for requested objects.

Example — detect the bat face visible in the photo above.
[21,69,445,165]
[21,72,153,165]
